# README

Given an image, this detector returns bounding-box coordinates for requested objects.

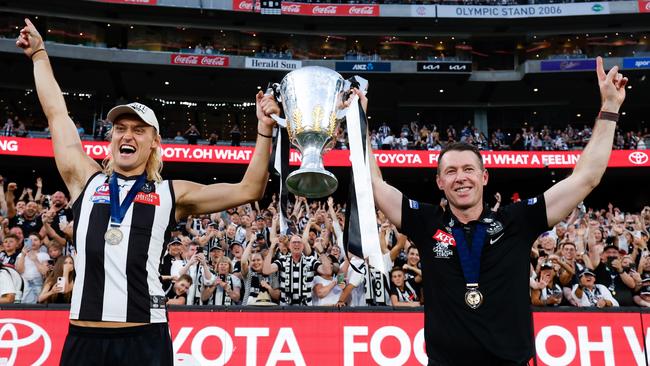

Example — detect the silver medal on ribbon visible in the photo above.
[104,227,123,245]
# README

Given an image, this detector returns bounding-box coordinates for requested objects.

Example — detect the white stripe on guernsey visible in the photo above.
[146,181,173,323]
[69,174,104,319]
[101,179,135,322]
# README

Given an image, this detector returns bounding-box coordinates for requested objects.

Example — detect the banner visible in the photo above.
[623,57,650,69]
[281,2,379,16]
[2,309,650,365]
[169,54,229,68]
[244,57,302,71]
[533,312,645,366]
[540,59,596,72]
[639,0,650,13]
[416,61,472,73]
[231,0,378,16]
[232,0,258,12]
[437,2,609,18]
[0,138,648,168]
[335,62,391,72]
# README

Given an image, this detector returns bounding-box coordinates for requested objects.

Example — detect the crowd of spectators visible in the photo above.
[1,173,648,309]
[361,121,650,151]
[190,43,294,60]
[4,110,650,151]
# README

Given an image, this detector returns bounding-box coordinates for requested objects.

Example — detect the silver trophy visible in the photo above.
[271,66,347,198]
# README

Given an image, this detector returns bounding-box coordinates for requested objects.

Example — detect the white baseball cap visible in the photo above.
[106,102,160,133]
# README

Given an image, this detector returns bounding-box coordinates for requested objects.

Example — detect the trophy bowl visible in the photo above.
[277,66,346,198]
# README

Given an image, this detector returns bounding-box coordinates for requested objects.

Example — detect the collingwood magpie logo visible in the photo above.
[129,103,149,115]
[486,220,503,235]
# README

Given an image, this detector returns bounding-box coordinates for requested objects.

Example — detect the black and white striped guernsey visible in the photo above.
[70,172,175,323]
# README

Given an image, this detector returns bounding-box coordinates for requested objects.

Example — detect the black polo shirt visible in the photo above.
[9,214,42,237]
[401,194,548,366]
[594,263,635,306]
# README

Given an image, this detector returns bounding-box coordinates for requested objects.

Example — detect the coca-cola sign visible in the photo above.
[348,6,376,15]
[230,0,378,16]
[170,54,229,68]
[279,2,379,16]
[232,0,259,11]
[312,5,337,14]
[282,3,302,13]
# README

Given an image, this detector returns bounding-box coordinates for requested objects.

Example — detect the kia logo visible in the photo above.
[0,319,51,366]
[628,151,649,165]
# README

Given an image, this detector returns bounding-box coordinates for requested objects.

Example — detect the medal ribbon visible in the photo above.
[451,223,488,287]
[109,173,147,227]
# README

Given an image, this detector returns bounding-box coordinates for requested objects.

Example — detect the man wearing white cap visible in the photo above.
[17,18,279,365]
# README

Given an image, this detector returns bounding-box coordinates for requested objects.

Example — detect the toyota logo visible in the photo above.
[0,319,51,366]
[628,151,649,165]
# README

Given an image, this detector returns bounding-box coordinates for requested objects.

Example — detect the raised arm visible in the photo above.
[173,92,278,220]
[17,19,100,202]
[544,57,627,228]
[262,238,280,275]
[0,176,7,217]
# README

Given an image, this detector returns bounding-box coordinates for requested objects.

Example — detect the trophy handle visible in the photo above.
[265,83,286,127]
[271,114,287,128]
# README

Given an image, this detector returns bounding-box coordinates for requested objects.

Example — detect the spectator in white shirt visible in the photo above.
[15,233,49,303]
[572,268,618,307]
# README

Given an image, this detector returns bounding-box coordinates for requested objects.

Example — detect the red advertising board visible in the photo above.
[2,310,650,365]
[0,137,648,169]
[233,0,259,12]
[169,54,230,68]
[639,0,650,12]
[231,0,379,16]
[94,0,157,4]
[533,312,646,366]
[280,2,379,16]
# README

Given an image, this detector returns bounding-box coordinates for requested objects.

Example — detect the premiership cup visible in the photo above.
[274,66,347,198]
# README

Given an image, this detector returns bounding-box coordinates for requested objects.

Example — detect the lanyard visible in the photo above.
[109,173,147,227]
[451,223,488,287]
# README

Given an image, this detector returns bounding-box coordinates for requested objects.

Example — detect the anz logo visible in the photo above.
[352,63,374,71]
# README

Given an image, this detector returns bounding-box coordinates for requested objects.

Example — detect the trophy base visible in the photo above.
[286,168,338,199]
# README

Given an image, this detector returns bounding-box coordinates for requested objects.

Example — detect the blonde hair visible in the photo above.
[102,129,163,182]
[217,256,233,273]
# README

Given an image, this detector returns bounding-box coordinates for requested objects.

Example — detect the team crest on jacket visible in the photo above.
[432,229,455,259]
[486,220,504,235]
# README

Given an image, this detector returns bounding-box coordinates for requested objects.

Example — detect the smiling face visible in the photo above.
[407,247,420,266]
[51,191,67,208]
[436,150,487,212]
[175,279,191,295]
[289,235,304,256]
[250,253,264,272]
[110,115,159,176]
[561,243,576,260]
